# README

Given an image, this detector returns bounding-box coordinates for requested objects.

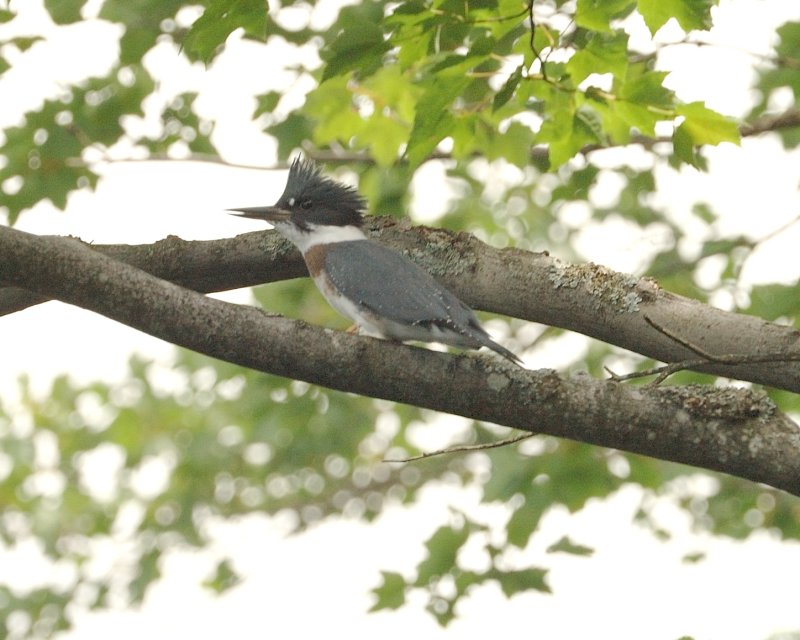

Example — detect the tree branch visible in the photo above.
[0,230,304,313]
[307,109,800,162]
[384,433,537,463]
[4,219,800,393]
[61,108,800,171]
[2,225,800,496]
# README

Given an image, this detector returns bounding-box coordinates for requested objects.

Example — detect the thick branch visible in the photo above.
[2,225,800,495]
[0,230,300,313]
[3,219,800,392]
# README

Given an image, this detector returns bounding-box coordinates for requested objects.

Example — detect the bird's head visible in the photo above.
[229,158,367,249]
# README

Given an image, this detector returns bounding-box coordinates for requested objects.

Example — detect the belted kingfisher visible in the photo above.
[230,158,522,366]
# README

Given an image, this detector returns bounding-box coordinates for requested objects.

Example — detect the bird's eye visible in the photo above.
[300,199,312,209]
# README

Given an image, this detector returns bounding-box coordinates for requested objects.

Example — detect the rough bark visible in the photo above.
[3,218,799,392]
[2,225,800,496]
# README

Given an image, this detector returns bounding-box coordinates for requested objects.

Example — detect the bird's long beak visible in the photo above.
[227,206,291,222]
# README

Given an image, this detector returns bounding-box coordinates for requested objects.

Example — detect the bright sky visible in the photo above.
[2,1,800,638]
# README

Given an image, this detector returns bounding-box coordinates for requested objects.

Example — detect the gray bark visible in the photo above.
[3,217,799,392]
[2,224,800,496]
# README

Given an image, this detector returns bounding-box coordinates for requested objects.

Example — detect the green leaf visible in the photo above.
[44,0,87,24]
[575,0,636,32]
[99,0,187,63]
[454,116,535,167]
[585,93,631,143]
[506,503,544,547]
[321,9,390,80]
[266,113,314,160]
[406,76,470,167]
[774,20,800,60]
[9,36,44,51]
[99,0,187,65]
[747,283,800,321]
[533,81,593,167]
[675,101,740,145]
[320,2,391,82]
[672,102,738,167]
[303,76,366,146]
[468,32,496,57]
[363,65,418,123]
[615,67,674,136]
[493,64,524,112]
[0,8,15,23]
[414,524,470,585]
[494,567,550,597]
[254,91,281,119]
[350,65,416,164]
[672,123,696,165]
[128,549,161,603]
[0,64,154,223]
[482,446,539,500]
[390,13,432,71]
[543,109,603,168]
[749,22,800,124]
[682,551,706,564]
[576,105,604,141]
[618,68,673,108]
[551,164,600,201]
[490,120,535,167]
[137,92,216,156]
[1,109,86,222]
[71,65,155,145]
[637,0,714,36]
[369,571,407,611]
[357,115,408,166]
[399,30,432,69]
[692,201,716,224]
[567,31,629,84]
[183,0,267,63]
[202,559,241,594]
[546,535,595,556]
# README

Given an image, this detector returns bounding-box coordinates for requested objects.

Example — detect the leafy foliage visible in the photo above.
[43,0,88,25]
[183,0,267,63]
[749,20,800,149]
[372,514,551,626]
[1,0,800,635]
[0,65,154,221]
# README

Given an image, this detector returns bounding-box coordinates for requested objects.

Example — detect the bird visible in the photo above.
[229,158,523,367]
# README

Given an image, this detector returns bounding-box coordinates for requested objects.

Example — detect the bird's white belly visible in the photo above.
[312,273,388,338]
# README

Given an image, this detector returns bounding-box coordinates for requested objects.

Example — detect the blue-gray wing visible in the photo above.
[324,240,522,366]
[322,240,477,329]
[322,240,523,366]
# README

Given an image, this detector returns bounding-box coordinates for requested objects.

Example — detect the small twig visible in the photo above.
[527,0,549,82]
[605,314,800,386]
[752,213,800,247]
[60,108,800,173]
[637,37,800,71]
[732,214,800,298]
[740,109,800,137]
[605,360,712,386]
[643,314,717,360]
[384,432,536,463]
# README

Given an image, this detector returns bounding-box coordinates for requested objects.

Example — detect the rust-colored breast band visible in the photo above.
[304,244,327,278]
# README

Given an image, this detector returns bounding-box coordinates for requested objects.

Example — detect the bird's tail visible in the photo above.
[475,332,524,367]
